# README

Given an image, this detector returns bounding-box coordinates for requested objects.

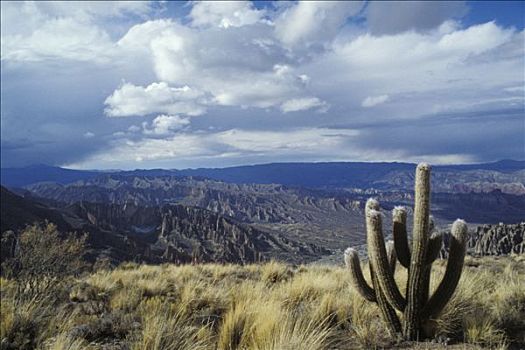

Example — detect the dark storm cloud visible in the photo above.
[347,108,524,163]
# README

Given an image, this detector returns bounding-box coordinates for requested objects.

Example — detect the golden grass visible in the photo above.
[0,256,523,349]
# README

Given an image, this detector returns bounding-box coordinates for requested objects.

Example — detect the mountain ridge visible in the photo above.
[2,159,524,188]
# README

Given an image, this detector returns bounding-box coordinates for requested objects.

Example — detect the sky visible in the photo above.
[1,1,524,170]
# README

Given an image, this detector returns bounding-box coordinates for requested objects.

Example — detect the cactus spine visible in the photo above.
[344,163,468,340]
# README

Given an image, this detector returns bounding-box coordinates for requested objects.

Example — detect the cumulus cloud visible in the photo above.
[116,19,177,52]
[189,1,266,28]
[104,82,207,117]
[362,95,389,107]
[0,1,155,35]
[313,21,521,121]
[1,17,115,63]
[0,1,157,63]
[115,18,315,110]
[274,1,364,47]
[142,115,190,135]
[281,97,328,113]
[1,1,523,168]
[140,21,313,109]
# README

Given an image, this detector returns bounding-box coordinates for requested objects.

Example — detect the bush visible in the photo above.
[2,222,88,281]
[1,222,88,304]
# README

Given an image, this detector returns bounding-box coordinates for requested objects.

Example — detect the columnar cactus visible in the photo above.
[344,163,468,340]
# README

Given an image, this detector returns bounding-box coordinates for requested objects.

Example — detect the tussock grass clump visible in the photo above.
[130,297,210,350]
[0,257,523,349]
[260,260,294,285]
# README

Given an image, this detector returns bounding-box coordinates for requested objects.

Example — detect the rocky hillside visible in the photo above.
[1,186,325,265]
[467,223,525,256]
[26,175,361,224]
[0,186,70,233]
[24,175,368,250]
[23,174,525,249]
[67,201,327,264]
[372,168,525,194]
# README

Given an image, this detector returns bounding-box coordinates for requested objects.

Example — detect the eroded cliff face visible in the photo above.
[65,200,328,264]
[436,223,524,259]
[26,175,361,224]
[1,186,328,265]
[25,175,368,250]
[468,223,525,256]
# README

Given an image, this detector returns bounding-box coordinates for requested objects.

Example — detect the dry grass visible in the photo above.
[0,256,523,349]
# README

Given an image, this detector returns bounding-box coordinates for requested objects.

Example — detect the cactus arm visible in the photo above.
[425,231,443,265]
[367,208,406,311]
[422,219,468,319]
[370,264,402,335]
[420,267,432,310]
[362,198,401,334]
[420,230,442,308]
[386,240,397,274]
[344,248,376,303]
[392,206,411,268]
[403,163,432,340]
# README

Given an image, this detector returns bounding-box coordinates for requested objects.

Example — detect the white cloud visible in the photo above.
[2,1,523,168]
[437,21,513,55]
[504,85,525,93]
[68,125,480,170]
[98,12,329,115]
[1,1,154,35]
[274,1,363,47]
[104,82,207,117]
[215,128,358,153]
[128,125,141,133]
[134,18,314,109]
[69,127,360,168]
[281,97,328,112]
[33,1,155,20]
[1,17,115,63]
[142,115,190,135]
[362,95,389,107]
[331,22,514,71]
[189,1,265,28]
[313,21,521,119]
[117,19,186,53]
[401,153,476,165]
[0,1,157,63]
[83,131,95,138]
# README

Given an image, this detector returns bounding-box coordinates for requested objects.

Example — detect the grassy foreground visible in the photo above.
[1,256,524,350]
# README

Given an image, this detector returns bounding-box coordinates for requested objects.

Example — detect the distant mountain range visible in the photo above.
[2,159,524,191]
[1,159,524,265]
